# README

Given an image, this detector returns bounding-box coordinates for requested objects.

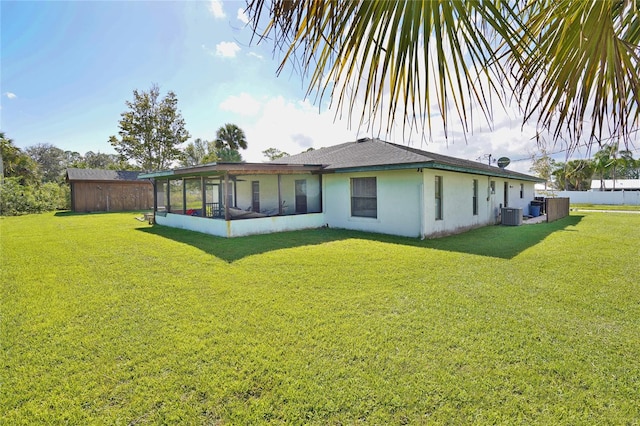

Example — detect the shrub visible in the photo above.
[0,178,70,216]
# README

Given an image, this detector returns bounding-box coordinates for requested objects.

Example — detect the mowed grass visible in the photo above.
[571,203,640,211]
[1,211,639,424]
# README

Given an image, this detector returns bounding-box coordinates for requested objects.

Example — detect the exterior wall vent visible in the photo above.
[501,207,523,226]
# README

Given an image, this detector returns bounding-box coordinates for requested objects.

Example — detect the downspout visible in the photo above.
[152,179,157,221]
[200,176,206,215]
[419,182,425,239]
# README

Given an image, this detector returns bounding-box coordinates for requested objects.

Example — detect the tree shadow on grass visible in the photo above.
[137,215,583,263]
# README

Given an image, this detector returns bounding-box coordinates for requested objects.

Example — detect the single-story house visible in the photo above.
[66,168,153,212]
[139,138,545,238]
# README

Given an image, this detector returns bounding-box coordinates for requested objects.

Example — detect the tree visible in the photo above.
[109,84,190,171]
[181,138,218,167]
[0,132,41,186]
[529,148,555,189]
[617,150,639,179]
[215,147,243,163]
[26,143,66,183]
[83,151,123,169]
[553,160,594,191]
[262,147,289,161]
[214,124,248,151]
[246,1,640,152]
[63,150,84,168]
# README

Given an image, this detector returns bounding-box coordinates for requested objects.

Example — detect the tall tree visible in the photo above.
[26,143,66,183]
[109,84,190,171]
[215,147,243,163]
[246,1,640,152]
[0,132,41,186]
[593,143,619,189]
[529,147,555,189]
[63,150,84,168]
[617,150,639,179]
[553,160,594,191]
[181,138,218,167]
[214,124,248,151]
[82,151,121,169]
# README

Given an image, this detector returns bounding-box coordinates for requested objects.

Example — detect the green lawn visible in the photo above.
[1,211,639,424]
[571,203,640,211]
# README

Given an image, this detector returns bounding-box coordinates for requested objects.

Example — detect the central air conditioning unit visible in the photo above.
[501,207,523,226]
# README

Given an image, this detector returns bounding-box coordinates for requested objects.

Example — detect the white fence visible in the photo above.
[536,190,640,205]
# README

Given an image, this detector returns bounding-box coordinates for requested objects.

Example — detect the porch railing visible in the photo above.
[205,202,223,218]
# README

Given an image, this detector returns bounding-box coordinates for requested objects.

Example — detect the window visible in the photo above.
[435,176,443,220]
[351,177,377,218]
[520,183,524,199]
[490,181,496,194]
[472,179,478,216]
[252,181,260,212]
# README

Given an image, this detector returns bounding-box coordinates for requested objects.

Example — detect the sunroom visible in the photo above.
[139,163,326,238]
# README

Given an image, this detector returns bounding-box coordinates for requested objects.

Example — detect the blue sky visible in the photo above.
[3,1,633,172]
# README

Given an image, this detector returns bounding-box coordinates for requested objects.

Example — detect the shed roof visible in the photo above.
[272,138,544,182]
[66,168,144,182]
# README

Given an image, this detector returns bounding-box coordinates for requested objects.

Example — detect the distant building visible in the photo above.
[590,179,640,191]
[65,168,153,212]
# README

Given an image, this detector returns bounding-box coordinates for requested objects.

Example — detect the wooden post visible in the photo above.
[201,176,206,216]
[278,174,282,215]
[224,172,230,221]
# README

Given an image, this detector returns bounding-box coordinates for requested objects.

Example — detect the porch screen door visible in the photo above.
[252,181,260,212]
[295,180,307,213]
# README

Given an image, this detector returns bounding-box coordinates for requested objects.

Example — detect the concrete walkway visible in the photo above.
[523,214,547,224]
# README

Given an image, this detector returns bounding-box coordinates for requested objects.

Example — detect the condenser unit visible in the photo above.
[501,207,523,226]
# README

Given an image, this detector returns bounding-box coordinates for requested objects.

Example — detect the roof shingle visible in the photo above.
[66,168,143,182]
[272,138,543,182]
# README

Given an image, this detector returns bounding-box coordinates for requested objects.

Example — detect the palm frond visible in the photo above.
[514,0,640,151]
[247,0,526,139]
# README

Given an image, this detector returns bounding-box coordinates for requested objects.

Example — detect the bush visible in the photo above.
[0,178,70,216]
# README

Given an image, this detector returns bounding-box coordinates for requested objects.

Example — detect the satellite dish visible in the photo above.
[497,157,510,168]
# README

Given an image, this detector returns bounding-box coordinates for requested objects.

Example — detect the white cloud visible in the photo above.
[211,88,550,173]
[224,95,359,162]
[208,0,225,19]
[216,41,240,58]
[248,51,263,60]
[219,93,262,116]
[4,92,17,99]
[237,8,249,24]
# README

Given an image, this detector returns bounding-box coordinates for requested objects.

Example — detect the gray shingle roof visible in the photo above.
[66,168,143,182]
[272,138,544,182]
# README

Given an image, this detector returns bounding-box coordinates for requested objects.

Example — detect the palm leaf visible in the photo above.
[247,0,639,152]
